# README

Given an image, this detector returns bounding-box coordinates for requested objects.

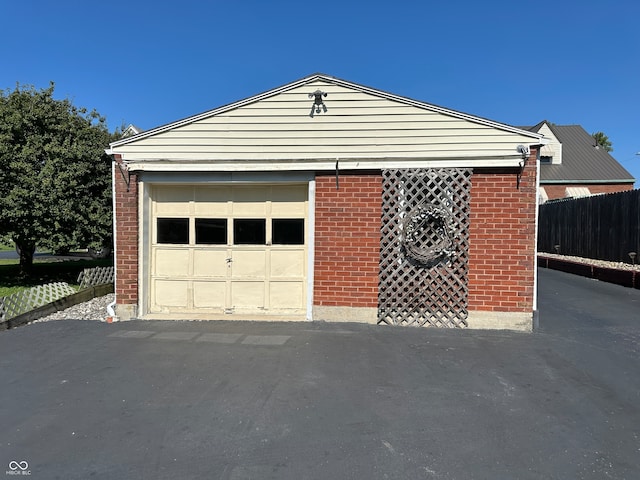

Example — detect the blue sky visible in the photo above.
[2,0,639,184]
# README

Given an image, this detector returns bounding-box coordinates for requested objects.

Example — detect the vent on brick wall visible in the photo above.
[378,168,472,327]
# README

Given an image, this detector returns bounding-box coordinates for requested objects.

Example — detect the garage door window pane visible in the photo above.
[157,218,189,244]
[272,219,304,245]
[234,219,265,245]
[196,218,227,245]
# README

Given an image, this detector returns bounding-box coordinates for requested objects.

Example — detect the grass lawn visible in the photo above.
[0,257,113,297]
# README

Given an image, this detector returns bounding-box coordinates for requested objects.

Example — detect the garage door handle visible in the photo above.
[226,257,233,264]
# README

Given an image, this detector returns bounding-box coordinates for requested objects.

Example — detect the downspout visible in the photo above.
[533,146,541,329]
[105,159,118,323]
[106,299,117,321]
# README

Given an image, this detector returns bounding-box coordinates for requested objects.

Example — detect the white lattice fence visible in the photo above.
[78,266,114,289]
[0,282,77,322]
[378,168,472,327]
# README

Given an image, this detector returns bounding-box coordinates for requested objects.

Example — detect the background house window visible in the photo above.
[540,156,553,164]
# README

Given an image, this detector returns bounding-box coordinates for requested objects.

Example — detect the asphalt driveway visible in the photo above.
[1,268,639,479]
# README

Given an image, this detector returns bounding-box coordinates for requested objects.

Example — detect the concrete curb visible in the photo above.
[538,257,640,290]
[0,283,114,331]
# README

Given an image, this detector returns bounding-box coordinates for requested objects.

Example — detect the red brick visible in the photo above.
[113,156,138,306]
[314,173,381,308]
[543,183,633,200]
[468,148,538,311]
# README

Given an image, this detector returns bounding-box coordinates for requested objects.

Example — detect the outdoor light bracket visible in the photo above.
[309,90,328,117]
[516,144,530,189]
[117,162,131,192]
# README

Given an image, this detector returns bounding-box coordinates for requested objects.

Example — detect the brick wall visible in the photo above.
[467,149,538,312]
[111,162,541,319]
[113,155,138,307]
[314,173,381,308]
[543,183,633,200]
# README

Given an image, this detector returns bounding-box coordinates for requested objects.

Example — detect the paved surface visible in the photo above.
[1,268,639,479]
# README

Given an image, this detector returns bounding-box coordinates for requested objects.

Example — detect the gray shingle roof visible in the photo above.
[530,123,635,184]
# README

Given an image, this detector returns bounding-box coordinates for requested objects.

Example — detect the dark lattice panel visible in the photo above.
[378,168,472,327]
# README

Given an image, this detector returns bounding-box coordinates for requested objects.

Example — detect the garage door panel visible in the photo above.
[194,187,231,216]
[155,249,190,276]
[231,281,265,308]
[270,249,305,278]
[270,282,304,309]
[232,250,267,277]
[154,280,189,307]
[193,281,226,308]
[271,185,308,216]
[193,249,228,277]
[153,186,193,215]
[232,186,268,216]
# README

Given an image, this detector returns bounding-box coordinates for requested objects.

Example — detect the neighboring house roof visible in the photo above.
[122,124,143,138]
[107,73,545,172]
[527,122,635,184]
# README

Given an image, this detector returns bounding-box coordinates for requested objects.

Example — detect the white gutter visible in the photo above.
[121,156,530,173]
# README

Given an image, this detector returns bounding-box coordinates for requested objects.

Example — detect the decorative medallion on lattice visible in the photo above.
[378,168,472,327]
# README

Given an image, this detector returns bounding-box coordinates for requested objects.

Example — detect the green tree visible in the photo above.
[592,131,613,152]
[0,82,117,272]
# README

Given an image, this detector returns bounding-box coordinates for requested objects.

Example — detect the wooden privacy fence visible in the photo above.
[538,189,640,263]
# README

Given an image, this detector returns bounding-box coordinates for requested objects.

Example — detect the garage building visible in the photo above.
[107,74,545,330]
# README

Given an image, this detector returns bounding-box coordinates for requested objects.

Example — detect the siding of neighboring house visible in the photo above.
[534,122,635,202]
[537,123,562,164]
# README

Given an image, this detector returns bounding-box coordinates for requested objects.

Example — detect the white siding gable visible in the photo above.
[109,75,544,171]
[537,123,562,164]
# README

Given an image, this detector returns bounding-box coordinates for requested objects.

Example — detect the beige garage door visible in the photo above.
[149,184,308,317]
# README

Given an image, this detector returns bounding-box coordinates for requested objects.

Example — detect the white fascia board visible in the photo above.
[125,155,525,172]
